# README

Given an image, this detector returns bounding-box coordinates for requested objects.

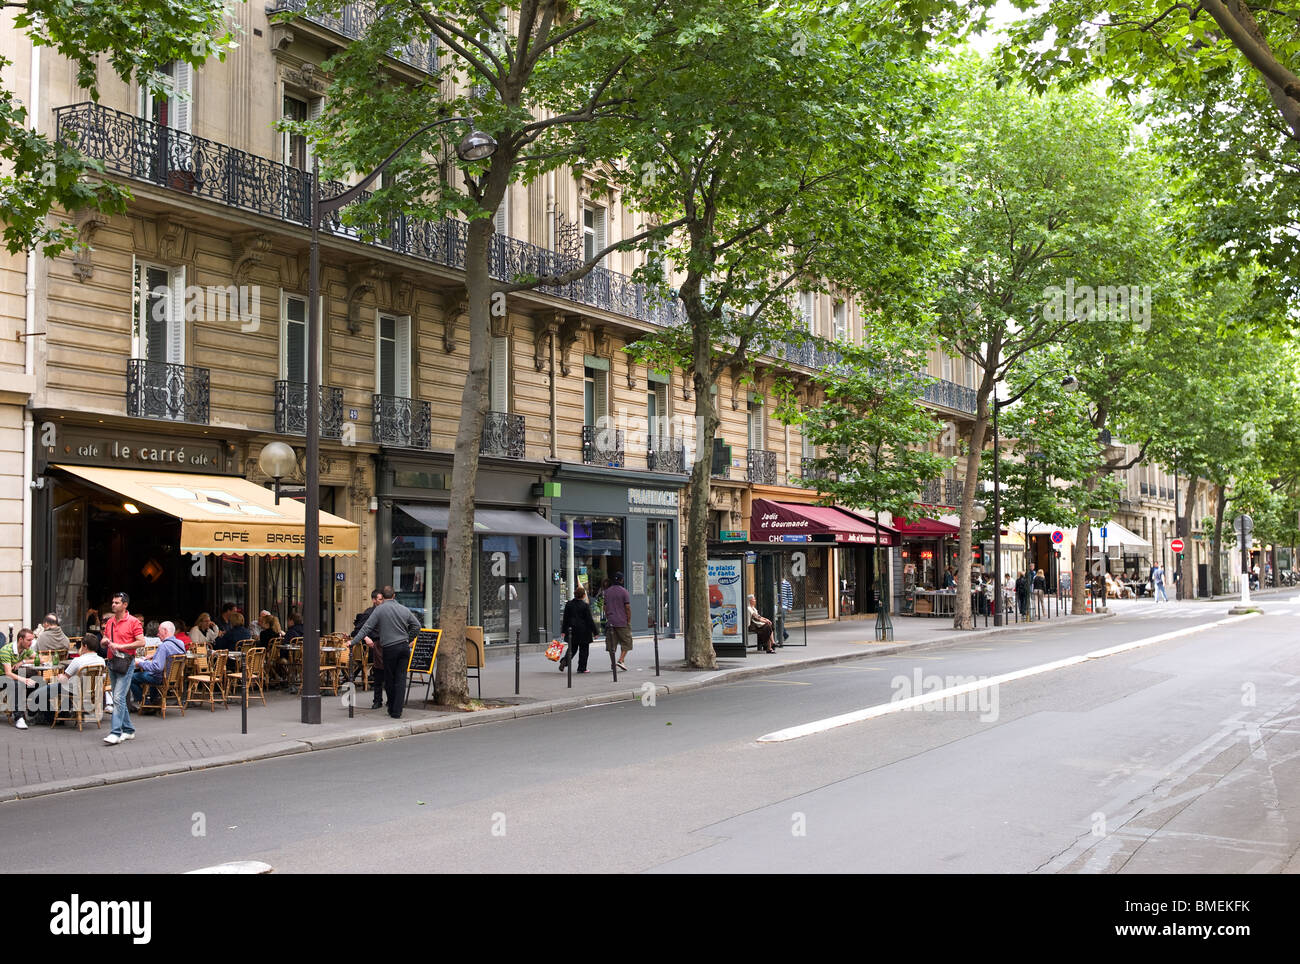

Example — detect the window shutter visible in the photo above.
[802,430,815,459]
[167,267,185,364]
[654,384,669,438]
[395,315,412,398]
[801,292,815,333]
[593,368,608,424]
[749,401,765,451]
[490,335,509,413]
[142,266,169,362]
[595,207,607,264]
[172,61,193,132]
[306,96,323,169]
[941,354,953,382]
[493,189,508,237]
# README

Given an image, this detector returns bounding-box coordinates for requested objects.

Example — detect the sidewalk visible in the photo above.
[7,593,1276,802]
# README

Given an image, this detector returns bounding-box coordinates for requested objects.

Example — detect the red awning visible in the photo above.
[750,499,897,545]
[893,516,960,538]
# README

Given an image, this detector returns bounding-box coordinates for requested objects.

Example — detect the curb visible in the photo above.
[3,611,1114,801]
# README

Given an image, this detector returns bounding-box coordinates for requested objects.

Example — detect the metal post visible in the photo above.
[610,647,618,682]
[653,613,660,677]
[514,629,520,696]
[241,661,248,735]
[992,400,1003,626]
[301,158,322,725]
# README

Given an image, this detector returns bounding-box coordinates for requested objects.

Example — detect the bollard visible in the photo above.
[514,630,520,696]
[567,644,572,689]
[654,620,660,677]
[610,649,618,682]
[241,665,248,735]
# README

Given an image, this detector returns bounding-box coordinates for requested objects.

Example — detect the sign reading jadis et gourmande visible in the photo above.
[627,488,679,516]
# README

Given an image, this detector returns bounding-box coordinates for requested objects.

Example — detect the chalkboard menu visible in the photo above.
[406,629,442,674]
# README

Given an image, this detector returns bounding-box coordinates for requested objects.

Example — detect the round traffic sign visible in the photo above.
[1170,538,1185,553]
[1051,530,1064,544]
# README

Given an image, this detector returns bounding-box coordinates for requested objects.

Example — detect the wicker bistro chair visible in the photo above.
[350,639,370,691]
[318,639,341,697]
[230,647,266,706]
[185,649,226,711]
[51,663,105,731]
[264,634,286,688]
[142,654,187,718]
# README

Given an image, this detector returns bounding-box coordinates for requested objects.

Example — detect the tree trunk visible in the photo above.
[953,401,990,630]
[1072,514,1090,614]
[684,319,719,669]
[1211,483,1227,595]
[433,214,494,706]
[1180,477,1197,600]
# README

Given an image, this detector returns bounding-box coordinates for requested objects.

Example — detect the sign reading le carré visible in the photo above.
[46,426,225,473]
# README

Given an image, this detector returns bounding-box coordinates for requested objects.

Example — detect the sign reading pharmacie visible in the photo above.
[627,487,680,516]
[39,423,229,474]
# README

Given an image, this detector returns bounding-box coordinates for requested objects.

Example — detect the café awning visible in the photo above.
[893,516,961,538]
[55,464,359,556]
[398,503,568,538]
[749,499,898,545]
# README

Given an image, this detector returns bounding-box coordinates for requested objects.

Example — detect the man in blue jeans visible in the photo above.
[102,591,145,745]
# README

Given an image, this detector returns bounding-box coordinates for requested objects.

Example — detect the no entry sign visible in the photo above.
[1171,537,1185,553]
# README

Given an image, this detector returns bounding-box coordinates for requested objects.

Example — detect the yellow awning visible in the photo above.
[55,464,359,556]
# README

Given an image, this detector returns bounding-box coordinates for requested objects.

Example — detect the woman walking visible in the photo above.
[1034,568,1047,619]
[559,586,598,674]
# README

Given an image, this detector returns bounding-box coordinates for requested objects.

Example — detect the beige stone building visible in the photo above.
[4,3,990,642]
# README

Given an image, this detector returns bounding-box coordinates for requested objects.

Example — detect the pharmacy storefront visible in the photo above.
[549,466,682,637]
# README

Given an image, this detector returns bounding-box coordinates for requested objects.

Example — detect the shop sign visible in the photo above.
[48,427,224,473]
[706,558,744,642]
[720,530,747,542]
[627,487,679,516]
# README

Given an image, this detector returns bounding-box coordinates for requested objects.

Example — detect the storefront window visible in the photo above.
[561,515,624,624]
[477,535,527,643]
[218,555,247,622]
[392,509,443,627]
[52,496,86,629]
[777,548,829,621]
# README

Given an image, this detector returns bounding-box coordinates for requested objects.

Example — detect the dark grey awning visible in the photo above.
[398,504,567,538]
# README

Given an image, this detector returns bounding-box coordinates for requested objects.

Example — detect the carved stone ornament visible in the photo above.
[155,215,184,263]
[282,62,328,96]
[71,209,110,282]
[558,315,584,378]
[393,274,416,314]
[592,324,612,357]
[444,294,467,353]
[682,367,694,401]
[345,264,384,335]
[232,232,273,287]
[626,350,638,390]
[534,318,558,372]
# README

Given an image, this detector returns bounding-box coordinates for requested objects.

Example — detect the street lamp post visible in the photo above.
[301,118,496,724]
[991,372,1077,627]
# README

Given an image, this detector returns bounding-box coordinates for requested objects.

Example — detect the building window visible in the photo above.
[376,312,412,397]
[139,61,193,131]
[280,292,325,381]
[748,397,765,451]
[583,204,607,264]
[833,301,847,342]
[799,291,815,334]
[132,260,184,365]
[941,353,953,382]
[493,187,509,237]
[584,364,608,427]
[282,93,322,171]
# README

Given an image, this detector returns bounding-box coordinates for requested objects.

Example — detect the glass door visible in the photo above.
[647,520,671,631]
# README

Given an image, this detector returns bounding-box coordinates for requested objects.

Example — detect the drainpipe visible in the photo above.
[22,39,41,624]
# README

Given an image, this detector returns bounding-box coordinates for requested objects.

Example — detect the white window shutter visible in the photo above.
[490,335,509,413]
[395,315,412,398]
[307,97,322,168]
[493,189,508,237]
[595,207,607,264]
[941,354,953,382]
[654,384,668,438]
[167,267,185,365]
[172,61,193,133]
[801,292,815,333]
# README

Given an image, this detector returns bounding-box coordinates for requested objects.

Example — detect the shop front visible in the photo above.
[33,428,359,633]
[891,516,961,615]
[548,466,682,637]
[376,455,562,646]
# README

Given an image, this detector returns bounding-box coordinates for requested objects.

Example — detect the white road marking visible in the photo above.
[756,612,1261,744]
[186,861,274,874]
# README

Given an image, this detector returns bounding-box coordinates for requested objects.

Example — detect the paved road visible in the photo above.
[8,598,1299,873]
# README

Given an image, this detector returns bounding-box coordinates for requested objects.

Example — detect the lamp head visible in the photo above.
[456,128,498,161]
[972,504,987,523]
[258,441,297,480]
[1060,375,1079,393]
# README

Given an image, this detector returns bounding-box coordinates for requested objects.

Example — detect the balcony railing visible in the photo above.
[126,359,209,424]
[481,411,526,459]
[373,394,430,449]
[799,456,833,482]
[274,380,344,439]
[747,450,778,485]
[582,424,624,467]
[267,0,439,74]
[918,478,965,508]
[921,378,979,415]
[55,103,688,331]
[647,437,687,473]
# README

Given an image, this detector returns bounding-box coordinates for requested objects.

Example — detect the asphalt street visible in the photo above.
[8,597,1299,873]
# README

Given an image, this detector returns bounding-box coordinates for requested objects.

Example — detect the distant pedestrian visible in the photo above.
[604,571,633,671]
[354,589,385,708]
[746,594,776,653]
[350,586,421,719]
[559,586,598,673]
[1152,563,1168,603]
[1034,569,1047,618]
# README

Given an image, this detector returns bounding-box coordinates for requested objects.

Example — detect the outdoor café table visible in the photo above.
[910,589,956,617]
[17,660,66,682]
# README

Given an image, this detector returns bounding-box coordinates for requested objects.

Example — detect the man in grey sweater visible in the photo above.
[350,586,422,719]
[34,613,71,656]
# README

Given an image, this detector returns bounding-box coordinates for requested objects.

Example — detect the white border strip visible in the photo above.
[756,612,1258,744]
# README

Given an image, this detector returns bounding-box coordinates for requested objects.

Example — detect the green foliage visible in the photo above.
[2,0,238,255]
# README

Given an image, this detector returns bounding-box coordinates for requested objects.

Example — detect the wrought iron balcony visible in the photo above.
[55,103,690,332]
[747,450,778,485]
[126,359,209,424]
[267,0,438,74]
[647,437,687,473]
[918,478,965,508]
[920,378,979,415]
[274,381,344,439]
[799,456,834,482]
[373,394,430,450]
[582,424,624,467]
[481,411,526,459]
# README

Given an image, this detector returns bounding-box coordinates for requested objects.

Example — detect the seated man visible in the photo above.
[34,613,71,657]
[130,621,186,707]
[1,628,38,730]
[31,637,106,724]
[746,594,776,653]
